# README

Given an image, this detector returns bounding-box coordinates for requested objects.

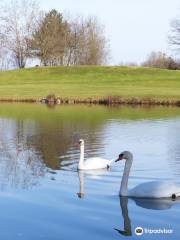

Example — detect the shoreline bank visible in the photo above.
[0,97,180,107]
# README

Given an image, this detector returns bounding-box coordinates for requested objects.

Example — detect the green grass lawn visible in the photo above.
[0,66,180,100]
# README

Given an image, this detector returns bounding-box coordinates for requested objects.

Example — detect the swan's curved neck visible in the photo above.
[120,158,133,196]
[78,145,84,168]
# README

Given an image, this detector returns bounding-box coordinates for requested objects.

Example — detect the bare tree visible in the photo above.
[83,16,109,65]
[63,16,85,66]
[169,17,180,51]
[0,0,40,68]
[64,16,110,66]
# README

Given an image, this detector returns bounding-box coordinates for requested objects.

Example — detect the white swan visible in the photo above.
[77,139,114,170]
[115,151,180,198]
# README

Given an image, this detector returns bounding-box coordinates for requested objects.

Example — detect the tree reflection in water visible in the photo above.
[0,107,106,189]
[0,119,47,190]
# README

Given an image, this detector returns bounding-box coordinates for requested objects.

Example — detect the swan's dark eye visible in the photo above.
[79,141,82,144]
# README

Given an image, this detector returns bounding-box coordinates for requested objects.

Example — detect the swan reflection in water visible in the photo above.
[77,169,109,198]
[114,196,180,237]
[77,171,180,237]
[114,197,132,236]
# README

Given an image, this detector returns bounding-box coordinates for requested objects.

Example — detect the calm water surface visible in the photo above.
[0,104,179,239]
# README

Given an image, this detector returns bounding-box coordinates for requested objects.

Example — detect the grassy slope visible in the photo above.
[0,66,180,100]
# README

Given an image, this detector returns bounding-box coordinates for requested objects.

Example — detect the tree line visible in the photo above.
[1,0,180,70]
[141,51,180,70]
[0,0,109,69]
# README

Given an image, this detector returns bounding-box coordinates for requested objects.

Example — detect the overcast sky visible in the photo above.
[37,0,180,65]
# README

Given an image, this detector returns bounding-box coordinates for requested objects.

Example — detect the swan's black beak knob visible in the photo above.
[115,153,124,162]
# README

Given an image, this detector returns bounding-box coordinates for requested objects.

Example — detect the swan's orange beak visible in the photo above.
[115,154,124,162]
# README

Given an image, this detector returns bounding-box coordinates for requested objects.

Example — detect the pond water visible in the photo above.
[0,103,179,240]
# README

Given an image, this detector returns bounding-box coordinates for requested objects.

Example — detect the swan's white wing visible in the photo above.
[83,157,111,170]
[129,181,180,198]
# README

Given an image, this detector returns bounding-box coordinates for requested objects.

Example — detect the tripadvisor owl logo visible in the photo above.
[135,227,144,236]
